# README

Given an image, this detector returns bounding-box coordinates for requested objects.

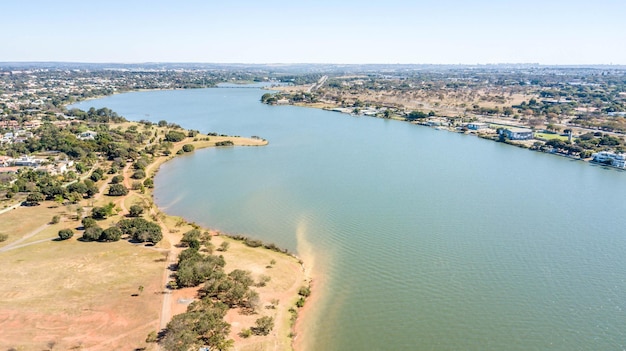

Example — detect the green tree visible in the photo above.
[131,170,146,179]
[165,130,186,142]
[58,229,74,240]
[92,206,108,219]
[143,178,154,188]
[25,192,44,206]
[108,184,129,196]
[406,110,428,120]
[110,175,124,184]
[81,217,97,229]
[101,226,123,242]
[182,144,195,152]
[161,300,232,351]
[129,204,144,217]
[82,226,103,241]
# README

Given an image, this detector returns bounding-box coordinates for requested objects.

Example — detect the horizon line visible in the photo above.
[1,61,626,67]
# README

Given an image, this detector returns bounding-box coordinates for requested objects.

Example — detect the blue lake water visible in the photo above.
[72,86,626,350]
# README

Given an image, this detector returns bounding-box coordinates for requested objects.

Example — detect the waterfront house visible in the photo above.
[501,127,534,140]
[592,151,626,168]
[466,123,489,130]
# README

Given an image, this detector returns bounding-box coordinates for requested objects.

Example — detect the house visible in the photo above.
[77,130,98,140]
[13,155,42,167]
[466,123,489,130]
[592,151,626,168]
[501,127,534,140]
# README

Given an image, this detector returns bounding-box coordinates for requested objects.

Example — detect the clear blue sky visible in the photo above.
[2,0,625,64]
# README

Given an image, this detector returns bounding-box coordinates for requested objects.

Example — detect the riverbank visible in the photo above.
[143,133,313,350]
[266,84,626,170]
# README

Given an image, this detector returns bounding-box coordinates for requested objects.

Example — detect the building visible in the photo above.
[466,123,490,130]
[13,155,42,167]
[592,151,626,168]
[77,130,98,140]
[501,127,534,140]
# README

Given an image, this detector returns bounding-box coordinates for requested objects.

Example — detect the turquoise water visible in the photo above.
[72,87,626,351]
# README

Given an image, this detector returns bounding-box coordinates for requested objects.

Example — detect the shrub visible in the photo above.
[257,275,271,287]
[244,238,263,248]
[108,184,128,196]
[90,172,102,182]
[165,130,186,142]
[134,159,148,170]
[51,215,60,224]
[143,178,154,188]
[111,175,124,184]
[215,140,234,146]
[218,241,230,252]
[58,229,74,240]
[298,286,311,297]
[239,328,252,338]
[296,297,306,308]
[101,227,123,242]
[251,316,274,336]
[146,331,158,343]
[182,144,195,152]
[180,229,201,247]
[82,217,97,229]
[25,192,44,206]
[131,170,146,179]
[82,226,103,241]
[92,206,108,219]
[0,233,8,242]
[129,205,144,217]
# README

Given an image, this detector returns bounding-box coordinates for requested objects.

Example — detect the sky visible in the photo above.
[2,0,625,65]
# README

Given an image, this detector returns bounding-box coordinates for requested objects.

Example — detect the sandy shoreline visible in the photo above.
[146,134,314,350]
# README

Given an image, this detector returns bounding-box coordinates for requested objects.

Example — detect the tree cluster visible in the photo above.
[117,217,162,243]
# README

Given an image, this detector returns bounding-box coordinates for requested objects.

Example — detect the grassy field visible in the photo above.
[0,238,165,351]
[0,205,67,248]
[534,132,569,141]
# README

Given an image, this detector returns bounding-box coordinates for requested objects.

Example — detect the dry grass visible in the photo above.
[0,238,164,351]
[0,204,67,247]
[214,236,306,351]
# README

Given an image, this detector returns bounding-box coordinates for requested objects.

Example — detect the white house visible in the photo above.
[592,151,626,168]
[77,130,98,140]
[13,155,42,167]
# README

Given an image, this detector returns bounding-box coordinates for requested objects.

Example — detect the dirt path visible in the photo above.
[0,223,50,253]
[0,202,21,215]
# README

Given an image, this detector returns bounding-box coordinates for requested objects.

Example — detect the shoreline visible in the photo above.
[267,85,626,171]
[143,133,313,350]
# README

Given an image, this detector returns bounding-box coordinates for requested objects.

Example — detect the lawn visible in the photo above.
[535,132,569,141]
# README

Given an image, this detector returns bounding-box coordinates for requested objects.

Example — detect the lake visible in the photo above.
[71,86,626,350]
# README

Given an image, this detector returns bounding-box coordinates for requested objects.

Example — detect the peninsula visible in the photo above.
[0,109,310,350]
